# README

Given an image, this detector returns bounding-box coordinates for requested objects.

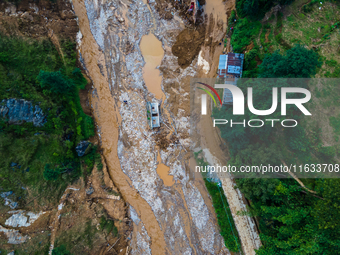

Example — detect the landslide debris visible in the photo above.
[0,0,77,40]
[171,24,206,68]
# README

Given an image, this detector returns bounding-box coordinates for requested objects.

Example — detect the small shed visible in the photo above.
[218,53,244,79]
[217,53,244,104]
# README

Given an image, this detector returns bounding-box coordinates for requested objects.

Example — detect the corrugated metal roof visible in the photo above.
[218,55,227,70]
[218,53,244,79]
[227,65,241,74]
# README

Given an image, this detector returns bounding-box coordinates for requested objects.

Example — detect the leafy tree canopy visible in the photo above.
[258,45,322,78]
[237,0,294,19]
[37,70,75,96]
[52,245,72,255]
[43,164,60,181]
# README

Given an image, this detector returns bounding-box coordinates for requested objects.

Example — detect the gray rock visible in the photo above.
[1,191,13,198]
[33,105,46,127]
[0,191,18,209]
[5,4,16,15]
[0,99,46,127]
[8,201,18,209]
[85,187,94,195]
[5,210,44,227]
[75,141,91,157]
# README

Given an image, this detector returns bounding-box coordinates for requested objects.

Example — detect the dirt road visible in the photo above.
[196,31,262,255]
[193,1,262,253]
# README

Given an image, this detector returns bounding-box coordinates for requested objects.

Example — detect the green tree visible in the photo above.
[314,179,340,231]
[237,0,294,19]
[72,68,87,89]
[258,45,322,78]
[312,179,340,253]
[243,49,259,78]
[37,70,75,96]
[43,164,60,181]
[255,181,322,255]
[52,245,72,255]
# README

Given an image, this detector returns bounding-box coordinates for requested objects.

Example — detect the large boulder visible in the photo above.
[85,187,94,195]
[0,99,46,127]
[75,141,91,157]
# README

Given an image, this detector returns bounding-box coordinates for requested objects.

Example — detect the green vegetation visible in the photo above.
[218,0,340,253]
[54,218,99,251]
[236,0,293,20]
[194,151,241,252]
[230,18,262,53]
[99,215,118,237]
[0,34,98,211]
[52,245,73,255]
[258,44,321,78]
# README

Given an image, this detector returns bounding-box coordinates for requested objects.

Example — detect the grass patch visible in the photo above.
[194,151,241,253]
[99,215,118,237]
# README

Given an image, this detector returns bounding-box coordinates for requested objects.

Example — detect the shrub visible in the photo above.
[72,68,87,89]
[52,245,72,255]
[286,126,310,153]
[319,146,336,159]
[230,18,262,52]
[258,44,322,78]
[37,70,75,96]
[325,59,338,67]
[43,164,60,181]
[99,216,118,236]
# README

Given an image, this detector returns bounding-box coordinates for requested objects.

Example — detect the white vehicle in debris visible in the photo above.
[146,102,160,128]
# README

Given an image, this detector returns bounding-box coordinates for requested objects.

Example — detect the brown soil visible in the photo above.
[154,127,171,149]
[52,166,130,255]
[154,0,176,20]
[155,0,205,23]
[171,1,226,69]
[79,81,93,116]
[0,0,78,40]
[255,55,262,65]
[225,0,236,16]
[265,29,270,43]
[171,23,206,68]
[246,41,254,51]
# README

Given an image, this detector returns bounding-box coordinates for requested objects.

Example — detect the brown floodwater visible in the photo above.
[140,33,165,100]
[72,1,167,254]
[156,152,175,186]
